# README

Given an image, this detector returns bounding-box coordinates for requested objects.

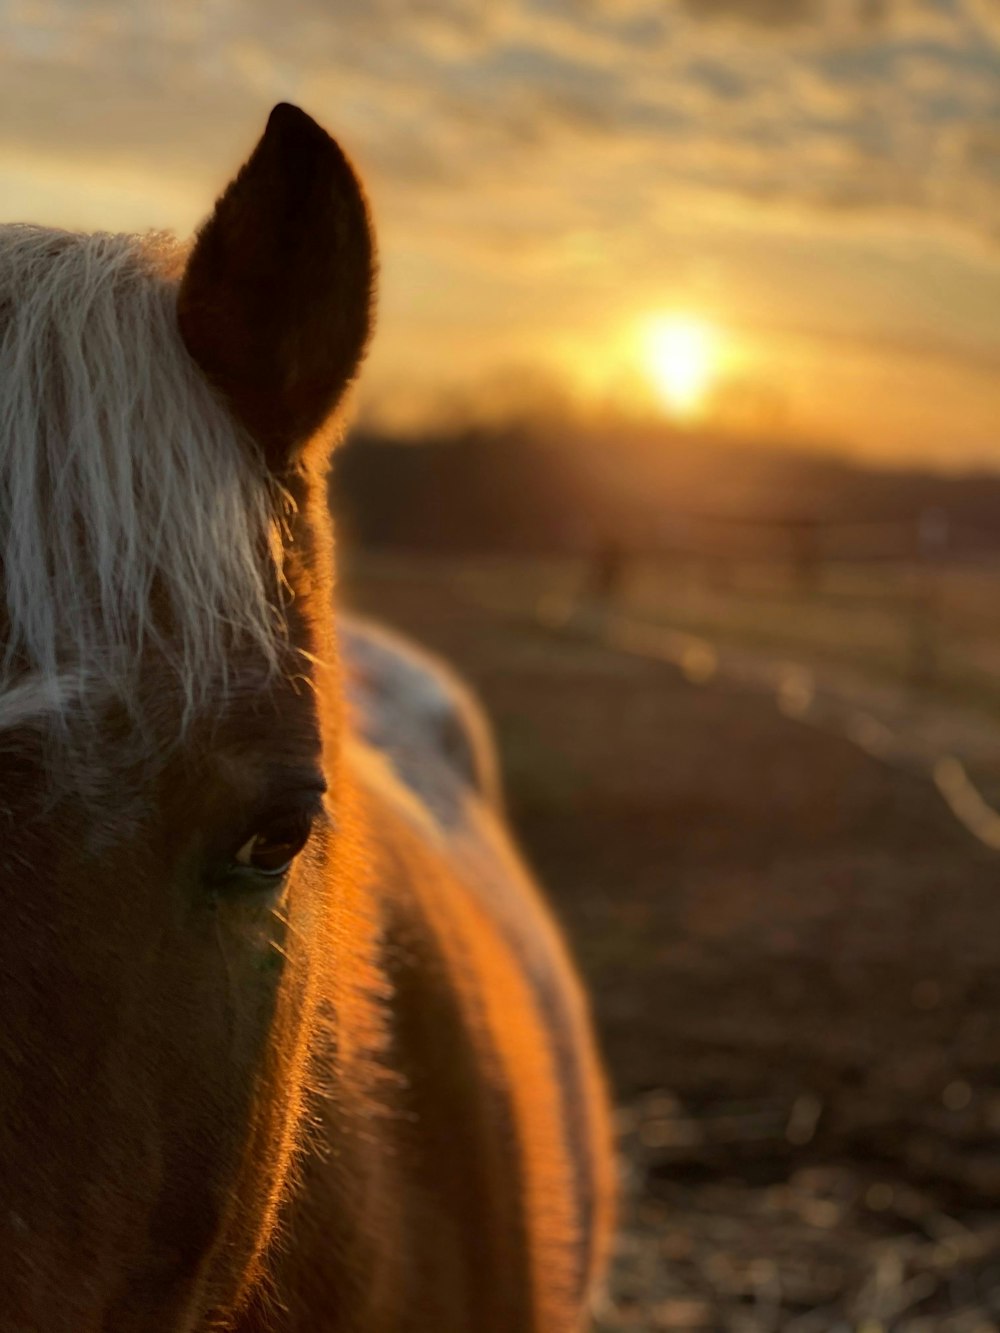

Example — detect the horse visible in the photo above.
[0,104,614,1331]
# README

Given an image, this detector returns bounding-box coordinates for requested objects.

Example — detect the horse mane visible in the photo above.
[0,224,288,731]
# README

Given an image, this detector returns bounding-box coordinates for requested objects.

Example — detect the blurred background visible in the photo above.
[5,2,1000,1328]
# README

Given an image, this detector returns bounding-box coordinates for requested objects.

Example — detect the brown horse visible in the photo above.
[0,105,613,1331]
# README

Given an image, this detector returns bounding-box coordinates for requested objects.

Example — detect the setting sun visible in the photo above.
[642,315,721,419]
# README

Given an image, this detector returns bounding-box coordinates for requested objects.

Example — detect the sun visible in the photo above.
[641,314,722,419]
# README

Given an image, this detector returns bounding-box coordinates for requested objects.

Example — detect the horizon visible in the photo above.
[2,2,999,468]
[352,404,1000,487]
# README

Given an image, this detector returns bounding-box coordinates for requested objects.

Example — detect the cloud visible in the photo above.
[678,0,819,26]
[1,0,1000,265]
[886,0,968,41]
[961,0,1000,43]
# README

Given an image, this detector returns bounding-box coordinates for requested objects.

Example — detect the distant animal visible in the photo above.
[0,104,613,1331]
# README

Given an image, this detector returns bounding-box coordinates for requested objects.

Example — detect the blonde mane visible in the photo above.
[0,225,288,729]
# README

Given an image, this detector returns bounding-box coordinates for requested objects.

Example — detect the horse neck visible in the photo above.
[291,463,388,1087]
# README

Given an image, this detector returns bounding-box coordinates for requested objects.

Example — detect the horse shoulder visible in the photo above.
[251,732,614,1332]
[339,613,503,821]
[367,733,614,1329]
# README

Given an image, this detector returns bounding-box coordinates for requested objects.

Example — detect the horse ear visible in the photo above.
[177,103,375,472]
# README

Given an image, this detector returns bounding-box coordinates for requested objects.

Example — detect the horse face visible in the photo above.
[0,673,329,1327]
[0,105,373,1330]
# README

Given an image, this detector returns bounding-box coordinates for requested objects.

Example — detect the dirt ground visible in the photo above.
[343,557,1000,1333]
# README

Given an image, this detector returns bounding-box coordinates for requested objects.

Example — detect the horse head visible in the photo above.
[0,105,373,1330]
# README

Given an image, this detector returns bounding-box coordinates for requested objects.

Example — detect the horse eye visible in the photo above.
[234,811,314,876]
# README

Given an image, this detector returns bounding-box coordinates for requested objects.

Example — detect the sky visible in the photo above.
[1,0,1000,467]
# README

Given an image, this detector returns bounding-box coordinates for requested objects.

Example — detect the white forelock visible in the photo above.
[0,224,288,730]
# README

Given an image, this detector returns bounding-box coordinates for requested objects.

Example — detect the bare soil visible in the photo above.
[343,557,1000,1333]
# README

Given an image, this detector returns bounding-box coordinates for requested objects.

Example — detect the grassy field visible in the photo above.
[431,552,1000,723]
[343,553,1000,1332]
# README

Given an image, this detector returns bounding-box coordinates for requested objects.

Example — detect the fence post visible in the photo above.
[789,518,821,596]
[574,535,627,637]
[908,508,948,689]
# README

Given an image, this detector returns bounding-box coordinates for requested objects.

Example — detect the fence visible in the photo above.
[577,508,981,691]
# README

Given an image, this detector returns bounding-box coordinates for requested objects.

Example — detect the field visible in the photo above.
[343,553,1000,1332]
[445,551,1000,721]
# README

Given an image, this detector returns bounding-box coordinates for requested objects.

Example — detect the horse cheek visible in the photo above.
[179,887,312,1311]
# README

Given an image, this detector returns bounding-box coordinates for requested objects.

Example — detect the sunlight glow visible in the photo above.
[642,314,722,419]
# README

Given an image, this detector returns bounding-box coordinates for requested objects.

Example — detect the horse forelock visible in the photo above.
[0,224,291,744]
